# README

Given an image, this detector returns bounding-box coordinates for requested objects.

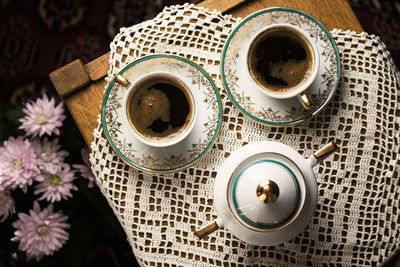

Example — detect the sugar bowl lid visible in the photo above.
[227,152,307,231]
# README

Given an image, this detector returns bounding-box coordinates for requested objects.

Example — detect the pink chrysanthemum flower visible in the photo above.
[19,94,66,137]
[32,137,69,174]
[34,164,77,203]
[0,136,41,192]
[0,191,16,222]
[11,202,70,261]
[72,147,95,188]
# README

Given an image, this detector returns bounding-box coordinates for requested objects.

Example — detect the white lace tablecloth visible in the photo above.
[89,4,400,266]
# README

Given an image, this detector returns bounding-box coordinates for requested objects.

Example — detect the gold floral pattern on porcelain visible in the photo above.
[221,8,340,126]
[102,55,222,173]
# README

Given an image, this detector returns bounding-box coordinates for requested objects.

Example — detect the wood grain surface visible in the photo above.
[50,0,363,146]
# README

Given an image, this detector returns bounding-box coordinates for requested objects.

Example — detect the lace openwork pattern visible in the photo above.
[89,4,400,266]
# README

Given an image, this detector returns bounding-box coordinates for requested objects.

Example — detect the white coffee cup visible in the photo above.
[246,24,320,110]
[122,71,197,147]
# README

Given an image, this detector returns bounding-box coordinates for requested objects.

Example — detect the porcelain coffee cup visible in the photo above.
[246,23,320,110]
[122,71,197,147]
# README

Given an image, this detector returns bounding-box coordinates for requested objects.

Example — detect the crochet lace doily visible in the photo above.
[89,4,400,266]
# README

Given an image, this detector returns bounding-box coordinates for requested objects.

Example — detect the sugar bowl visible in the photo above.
[194,140,338,246]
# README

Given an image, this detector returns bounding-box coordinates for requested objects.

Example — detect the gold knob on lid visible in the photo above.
[256,180,280,204]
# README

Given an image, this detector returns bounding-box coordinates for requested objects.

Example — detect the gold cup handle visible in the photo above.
[313,141,339,163]
[298,93,314,110]
[194,220,220,240]
[115,74,131,88]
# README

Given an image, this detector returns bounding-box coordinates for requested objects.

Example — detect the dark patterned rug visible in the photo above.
[349,0,400,67]
[0,0,188,105]
[0,1,399,266]
[0,0,399,105]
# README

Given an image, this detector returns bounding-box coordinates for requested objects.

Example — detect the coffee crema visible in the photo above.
[248,27,314,94]
[126,76,194,143]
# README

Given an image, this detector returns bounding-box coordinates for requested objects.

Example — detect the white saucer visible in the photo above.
[101,54,222,173]
[221,8,340,126]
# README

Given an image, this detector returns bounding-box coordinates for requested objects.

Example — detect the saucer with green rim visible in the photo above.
[101,54,222,174]
[221,7,340,127]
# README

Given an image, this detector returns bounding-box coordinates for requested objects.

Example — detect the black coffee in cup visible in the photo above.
[248,26,314,94]
[126,75,194,143]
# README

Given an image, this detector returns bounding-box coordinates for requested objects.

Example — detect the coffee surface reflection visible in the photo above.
[127,76,193,143]
[248,27,313,94]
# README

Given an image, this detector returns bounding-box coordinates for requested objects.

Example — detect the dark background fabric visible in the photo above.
[0,0,188,104]
[0,0,398,266]
[0,0,399,106]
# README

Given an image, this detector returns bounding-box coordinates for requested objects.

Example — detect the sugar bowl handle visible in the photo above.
[313,141,338,163]
[194,220,220,240]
